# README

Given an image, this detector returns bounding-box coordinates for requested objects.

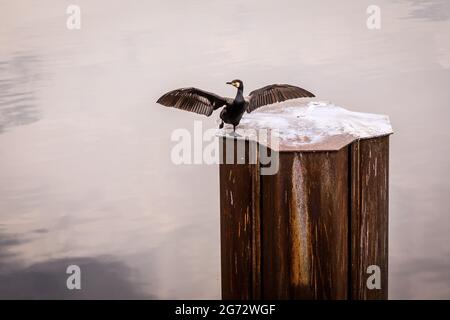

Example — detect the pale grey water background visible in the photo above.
[0,0,449,299]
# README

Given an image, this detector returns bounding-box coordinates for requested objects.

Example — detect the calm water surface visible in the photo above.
[0,0,449,299]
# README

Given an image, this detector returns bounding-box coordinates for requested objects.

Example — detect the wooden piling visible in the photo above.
[218,102,392,300]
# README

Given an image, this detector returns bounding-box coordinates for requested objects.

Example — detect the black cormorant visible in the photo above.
[157,80,314,131]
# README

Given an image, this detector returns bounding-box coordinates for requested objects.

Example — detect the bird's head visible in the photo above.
[226,79,243,90]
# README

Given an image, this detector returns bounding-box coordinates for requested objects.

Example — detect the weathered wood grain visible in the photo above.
[350,137,389,299]
[260,150,349,299]
[219,135,389,300]
[219,138,260,299]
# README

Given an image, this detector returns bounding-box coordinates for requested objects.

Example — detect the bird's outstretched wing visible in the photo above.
[247,84,315,113]
[157,87,231,116]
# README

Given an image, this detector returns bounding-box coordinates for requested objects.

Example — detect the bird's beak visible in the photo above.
[226,81,232,85]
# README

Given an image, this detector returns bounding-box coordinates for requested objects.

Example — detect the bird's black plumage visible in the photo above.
[156,79,315,130]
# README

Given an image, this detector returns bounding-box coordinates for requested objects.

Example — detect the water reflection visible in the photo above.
[0,230,152,299]
[400,0,450,21]
[0,53,40,134]
[390,256,450,298]
[0,232,27,269]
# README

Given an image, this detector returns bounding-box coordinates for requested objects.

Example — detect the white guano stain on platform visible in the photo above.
[217,101,393,151]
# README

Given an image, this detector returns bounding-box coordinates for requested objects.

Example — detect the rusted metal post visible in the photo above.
[218,102,392,300]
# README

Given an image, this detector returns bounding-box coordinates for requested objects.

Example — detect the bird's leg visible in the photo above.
[233,125,236,132]
[219,121,224,129]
